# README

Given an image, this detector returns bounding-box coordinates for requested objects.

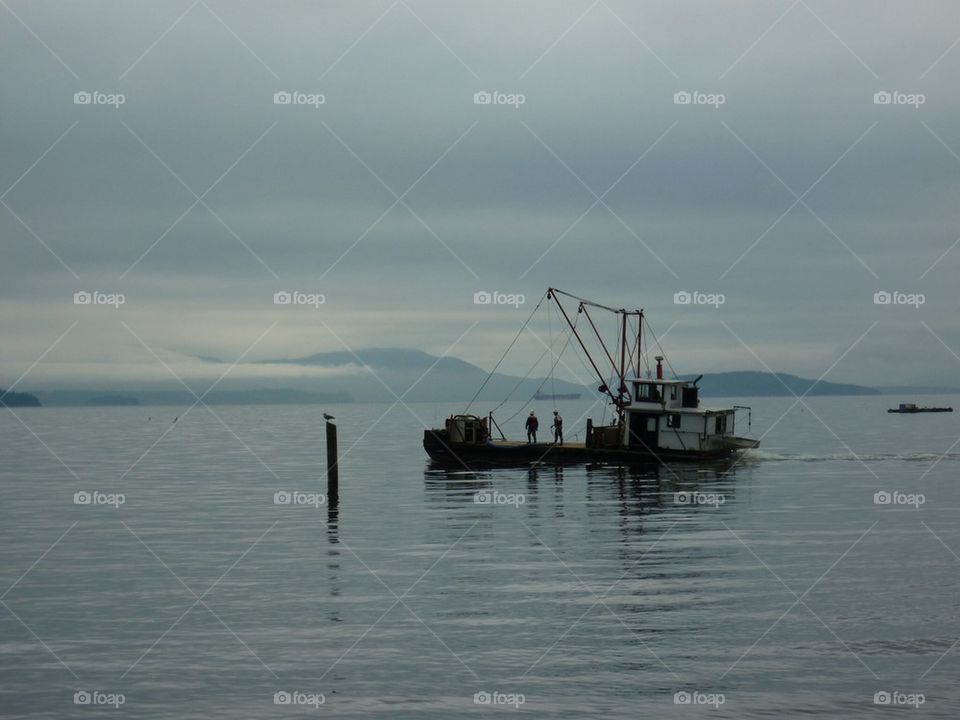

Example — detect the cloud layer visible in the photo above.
[2,1,959,389]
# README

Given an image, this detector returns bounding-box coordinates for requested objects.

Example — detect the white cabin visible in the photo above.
[623,376,738,454]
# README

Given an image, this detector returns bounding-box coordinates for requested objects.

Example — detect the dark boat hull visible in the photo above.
[423,429,744,466]
[887,408,953,413]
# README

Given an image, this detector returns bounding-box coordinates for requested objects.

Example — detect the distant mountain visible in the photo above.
[85,394,140,406]
[0,389,41,407]
[195,389,352,405]
[273,348,480,372]
[259,349,881,401]
[263,347,591,403]
[682,371,879,397]
[34,388,351,407]
[878,386,960,395]
[18,349,885,407]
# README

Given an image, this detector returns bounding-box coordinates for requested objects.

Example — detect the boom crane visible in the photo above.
[546,287,644,428]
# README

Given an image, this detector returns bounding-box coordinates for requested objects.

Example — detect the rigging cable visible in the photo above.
[548,300,556,402]
[646,320,679,379]
[500,313,579,427]
[490,342,554,416]
[464,290,547,413]
[641,319,651,376]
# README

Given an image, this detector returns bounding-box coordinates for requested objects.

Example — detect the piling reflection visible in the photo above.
[326,500,342,623]
[327,503,339,543]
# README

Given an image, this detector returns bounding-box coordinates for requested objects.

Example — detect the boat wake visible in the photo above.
[741,449,960,463]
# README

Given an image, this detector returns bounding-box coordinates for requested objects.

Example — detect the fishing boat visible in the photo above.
[423,288,759,465]
[888,403,953,414]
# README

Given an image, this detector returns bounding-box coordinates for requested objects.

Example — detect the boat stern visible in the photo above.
[723,436,760,450]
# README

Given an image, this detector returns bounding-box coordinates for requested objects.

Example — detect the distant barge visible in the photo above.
[888,403,953,414]
[533,392,581,400]
[424,288,758,466]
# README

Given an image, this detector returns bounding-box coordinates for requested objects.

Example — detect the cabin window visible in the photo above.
[464,421,477,443]
[637,383,657,401]
[715,415,726,434]
[670,386,677,401]
[667,414,681,429]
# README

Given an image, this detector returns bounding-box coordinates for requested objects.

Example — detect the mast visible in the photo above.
[619,310,627,398]
[636,311,643,377]
[547,288,644,428]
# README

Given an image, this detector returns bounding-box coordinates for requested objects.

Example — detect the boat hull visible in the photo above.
[887,408,953,413]
[423,429,756,466]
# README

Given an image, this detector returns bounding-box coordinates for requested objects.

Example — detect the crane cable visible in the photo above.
[491,342,554,415]
[500,317,578,427]
[548,300,556,401]
[646,320,679,379]
[464,290,547,413]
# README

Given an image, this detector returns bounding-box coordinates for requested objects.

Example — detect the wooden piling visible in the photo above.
[326,420,339,504]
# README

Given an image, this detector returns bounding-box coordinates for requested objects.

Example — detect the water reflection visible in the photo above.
[424,458,743,514]
[419,460,749,665]
[327,503,340,543]
[326,502,342,623]
[422,459,749,578]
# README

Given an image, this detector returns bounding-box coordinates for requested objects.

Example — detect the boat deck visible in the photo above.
[488,441,587,449]
[423,430,756,466]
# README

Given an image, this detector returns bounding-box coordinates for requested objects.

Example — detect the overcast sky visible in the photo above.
[2,0,960,390]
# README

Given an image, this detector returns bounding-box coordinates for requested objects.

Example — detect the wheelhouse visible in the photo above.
[622,358,743,453]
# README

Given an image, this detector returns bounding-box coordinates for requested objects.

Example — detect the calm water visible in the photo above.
[2,395,960,718]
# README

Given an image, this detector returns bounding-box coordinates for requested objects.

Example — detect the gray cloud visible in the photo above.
[3,0,960,388]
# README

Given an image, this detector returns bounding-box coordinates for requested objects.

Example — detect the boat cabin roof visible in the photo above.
[630,378,693,386]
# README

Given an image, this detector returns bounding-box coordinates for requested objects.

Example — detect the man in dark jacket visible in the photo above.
[552,411,563,444]
[525,411,539,443]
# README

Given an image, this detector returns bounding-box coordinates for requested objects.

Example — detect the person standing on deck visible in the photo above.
[552,411,563,445]
[525,411,539,444]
